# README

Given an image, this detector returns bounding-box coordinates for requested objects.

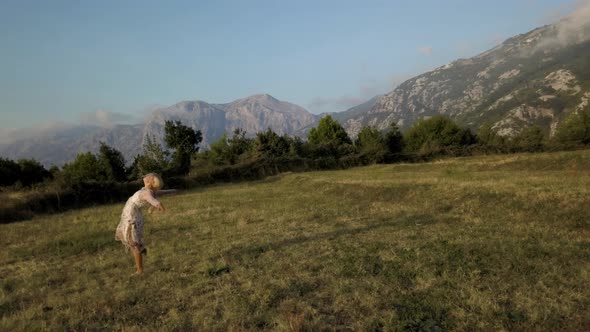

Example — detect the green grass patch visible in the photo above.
[1,150,589,330]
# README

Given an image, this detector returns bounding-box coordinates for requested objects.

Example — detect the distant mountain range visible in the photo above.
[1,18,589,167]
[0,94,318,166]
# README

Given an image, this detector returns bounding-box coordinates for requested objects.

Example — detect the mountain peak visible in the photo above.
[240,93,279,102]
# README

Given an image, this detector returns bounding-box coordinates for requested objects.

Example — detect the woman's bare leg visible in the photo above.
[132,247,143,274]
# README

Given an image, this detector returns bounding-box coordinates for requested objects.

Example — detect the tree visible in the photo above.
[0,157,21,186]
[131,135,170,178]
[307,115,353,158]
[164,120,202,175]
[513,125,545,152]
[308,115,352,146]
[256,128,291,159]
[404,116,475,153]
[62,152,107,184]
[384,122,404,155]
[552,108,590,147]
[227,128,254,162]
[477,123,506,152]
[17,159,51,186]
[356,126,386,162]
[205,129,254,165]
[98,142,127,182]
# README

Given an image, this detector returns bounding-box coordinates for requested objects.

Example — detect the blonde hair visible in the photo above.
[143,173,164,190]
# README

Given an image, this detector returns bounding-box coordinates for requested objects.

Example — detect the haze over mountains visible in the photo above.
[1,15,590,167]
[0,94,318,166]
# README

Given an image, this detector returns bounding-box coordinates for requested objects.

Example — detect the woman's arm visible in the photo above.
[141,190,165,212]
[155,189,178,197]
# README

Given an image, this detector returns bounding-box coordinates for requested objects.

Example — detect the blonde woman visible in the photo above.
[115,173,167,274]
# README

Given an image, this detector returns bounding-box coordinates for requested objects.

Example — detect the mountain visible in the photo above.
[144,94,318,148]
[338,21,590,137]
[0,124,145,167]
[0,94,318,166]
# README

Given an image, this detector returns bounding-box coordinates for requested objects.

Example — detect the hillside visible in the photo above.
[340,21,590,137]
[1,150,589,330]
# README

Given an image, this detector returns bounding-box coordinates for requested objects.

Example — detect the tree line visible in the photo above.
[2,106,590,189]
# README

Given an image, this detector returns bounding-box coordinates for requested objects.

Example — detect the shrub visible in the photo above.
[513,126,545,152]
[404,116,475,154]
[552,108,590,147]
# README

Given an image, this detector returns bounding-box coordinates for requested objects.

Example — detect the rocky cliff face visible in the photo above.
[143,94,318,148]
[339,22,590,137]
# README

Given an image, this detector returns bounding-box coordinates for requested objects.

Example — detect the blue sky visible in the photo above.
[0,0,578,129]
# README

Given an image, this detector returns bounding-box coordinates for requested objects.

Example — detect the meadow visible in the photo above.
[1,150,589,331]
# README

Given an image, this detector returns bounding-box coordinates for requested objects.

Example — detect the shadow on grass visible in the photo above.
[216,214,436,263]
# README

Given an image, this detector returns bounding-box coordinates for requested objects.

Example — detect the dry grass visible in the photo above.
[1,150,589,330]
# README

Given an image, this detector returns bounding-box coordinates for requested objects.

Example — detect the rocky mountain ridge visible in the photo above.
[0,94,318,166]
[338,22,590,137]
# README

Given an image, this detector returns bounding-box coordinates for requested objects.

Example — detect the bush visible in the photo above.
[404,116,475,154]
[552,108,590,148]
[513,126,545,152]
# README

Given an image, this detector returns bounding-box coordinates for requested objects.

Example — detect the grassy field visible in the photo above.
[1,151,589,331]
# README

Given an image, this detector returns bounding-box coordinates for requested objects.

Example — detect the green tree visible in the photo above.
[384,122,404,154]
[17,159,51,186]
[227,128,254,162]
[62,152,107,184]
[98,142,127,182]
[404,116,475,153]
[356,126,386,162]
[164,120,203,175]
[0,157,21,186]
[552,108,590,147]
[477,123,506,152]
[205,129,254,166]
[256,128,290,159]
[514,126,545,152]
[132,135,170,178]
[307,115,353,158]
[308,115,352,145]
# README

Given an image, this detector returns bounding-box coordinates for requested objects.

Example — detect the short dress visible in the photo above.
[115,187,161,251]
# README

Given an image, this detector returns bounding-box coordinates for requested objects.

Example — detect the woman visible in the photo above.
[115,173,166,274]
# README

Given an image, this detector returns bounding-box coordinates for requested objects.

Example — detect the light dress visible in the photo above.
[115,187,161,251]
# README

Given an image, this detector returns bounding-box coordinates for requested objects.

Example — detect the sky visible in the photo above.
[0,0,581,130]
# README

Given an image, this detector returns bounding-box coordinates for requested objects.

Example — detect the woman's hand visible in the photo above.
[156,203,166,212]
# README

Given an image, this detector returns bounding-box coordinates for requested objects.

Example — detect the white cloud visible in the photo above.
[536,0,590,49]
[418,46,433,56]
[79,109,137,127]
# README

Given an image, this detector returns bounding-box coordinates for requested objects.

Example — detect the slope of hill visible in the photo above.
[1,150,589,330]
[339,22,590,137]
